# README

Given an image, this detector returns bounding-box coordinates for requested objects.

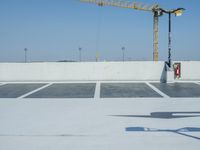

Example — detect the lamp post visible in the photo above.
[24,48,28,63]
[78,47,82,62]
[122,47,125,62]
[160,8,185,68]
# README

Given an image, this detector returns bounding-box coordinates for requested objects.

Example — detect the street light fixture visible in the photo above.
[122,47,125,62]
[160,8,185,68]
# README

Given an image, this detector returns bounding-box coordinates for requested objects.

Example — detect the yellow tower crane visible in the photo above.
[79,0,184,62]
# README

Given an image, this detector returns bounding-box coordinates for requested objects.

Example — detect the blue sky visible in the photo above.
[0,0,199,62]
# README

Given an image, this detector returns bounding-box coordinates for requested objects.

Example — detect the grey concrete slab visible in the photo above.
[0,84,46,98]
[151,83,200,97]
[100,83,162,98]
[26,83,96,98]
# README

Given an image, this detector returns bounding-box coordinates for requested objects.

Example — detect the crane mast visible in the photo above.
[80,0,163,61]
[153,9,163,61]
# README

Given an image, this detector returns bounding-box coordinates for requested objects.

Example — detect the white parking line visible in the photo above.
[194,82,200,86]
[145,82,170,98]
[0,83,7,86]
[94,82,100,99]
[17,83,53,99]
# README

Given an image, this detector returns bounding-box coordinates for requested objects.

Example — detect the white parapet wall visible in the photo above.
[175,61,200,81]
[0,61,199,82]
[0,61,165,81]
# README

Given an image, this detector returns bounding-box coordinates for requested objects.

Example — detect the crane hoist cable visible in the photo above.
[95,7,102,62]
[79,0,161,61]
[79,0,185,62]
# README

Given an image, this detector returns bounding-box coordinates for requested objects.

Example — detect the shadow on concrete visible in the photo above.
[160,64,167,83]
[126,127,200,140]
[111,112,200,119]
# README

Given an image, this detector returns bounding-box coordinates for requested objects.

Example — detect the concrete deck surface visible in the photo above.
[0,81,200,150]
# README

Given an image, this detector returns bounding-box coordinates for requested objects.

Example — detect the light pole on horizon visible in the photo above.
[122,47,125,62]
[24,48,28,63]
[78,47,82,62]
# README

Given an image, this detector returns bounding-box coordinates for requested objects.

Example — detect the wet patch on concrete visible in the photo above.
[151,83,200,97]
[100,83,162,98]
[26,83,96,98]
[0,84,46,98]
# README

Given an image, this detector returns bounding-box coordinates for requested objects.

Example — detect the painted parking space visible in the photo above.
[151,83,200,97]
[26,83,96,98]
[0,82,200,99]
[100,83,162,98]
[0,84,46,98]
